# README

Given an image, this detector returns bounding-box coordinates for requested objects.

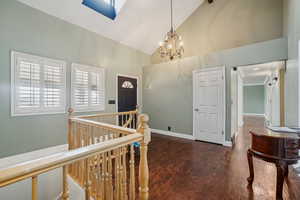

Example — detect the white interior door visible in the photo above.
[193,67,225,144]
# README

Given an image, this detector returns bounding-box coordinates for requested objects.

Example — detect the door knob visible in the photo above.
[194,108,199,112]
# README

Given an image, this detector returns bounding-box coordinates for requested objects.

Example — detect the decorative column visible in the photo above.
[32,176,38,200]
[62,166,69,200]
[63,108,73,200]
[85,158,91,200]
[68,108,74,151]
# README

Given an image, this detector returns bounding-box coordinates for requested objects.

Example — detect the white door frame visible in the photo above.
[116,74,140,113]
[192,66,226,145]
[231,68,238,139]
[298,40,300,127]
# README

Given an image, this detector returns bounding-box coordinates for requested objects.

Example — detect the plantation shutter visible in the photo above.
[72,64,105,112]
[11,51,66,116]
[74,69,89,107]
[16,59,41,110]
[90,71,105,107]
[44,62,65,108]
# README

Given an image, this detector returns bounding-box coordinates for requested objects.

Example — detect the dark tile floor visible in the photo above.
[148,116,300,200]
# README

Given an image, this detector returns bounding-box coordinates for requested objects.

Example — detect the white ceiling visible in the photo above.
[17,0,204,54]
[238,61,284,85]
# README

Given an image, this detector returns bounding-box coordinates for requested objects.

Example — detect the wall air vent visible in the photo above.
[82,0,127,20]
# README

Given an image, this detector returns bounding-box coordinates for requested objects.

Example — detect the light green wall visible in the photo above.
[144,0,299,141]
[151,0,283,64]
[243,85,265,114]
[0,0,150,158]
[283,0,300,126]
[143,39,287,141]
[284,0,300,59]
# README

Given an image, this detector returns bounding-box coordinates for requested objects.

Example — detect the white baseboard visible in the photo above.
[151,129,195,140]
[223,141,232,147]
[152,129,234,148]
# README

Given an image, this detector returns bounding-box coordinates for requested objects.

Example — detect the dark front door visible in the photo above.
[118,76,137,112]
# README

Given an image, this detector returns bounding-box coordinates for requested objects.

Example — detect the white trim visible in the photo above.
[11,51,67,117]
[116,74,140,112]
[151,129,195,140]
[263,76,269,85]
[243,83,265,86]
[223,141,233,147]
[192,66,226,145]
[243,113,265,117]
[299,40,300,127]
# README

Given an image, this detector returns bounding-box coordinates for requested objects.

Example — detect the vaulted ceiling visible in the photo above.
[17,0,204,54]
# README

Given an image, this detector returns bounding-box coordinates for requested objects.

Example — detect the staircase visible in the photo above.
[0,109,151,200]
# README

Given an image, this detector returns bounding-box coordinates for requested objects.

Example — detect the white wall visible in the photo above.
[264,71,280,126]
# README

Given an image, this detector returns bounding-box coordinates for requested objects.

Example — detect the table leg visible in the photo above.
[285,165,289,178]
[247,149,254,186]
[275,161,286,200]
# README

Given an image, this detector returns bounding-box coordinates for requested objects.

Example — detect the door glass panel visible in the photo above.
[122,81,134,89]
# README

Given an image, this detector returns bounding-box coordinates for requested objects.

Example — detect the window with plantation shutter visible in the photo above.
[11,51,66,116]
[71,63,105,112]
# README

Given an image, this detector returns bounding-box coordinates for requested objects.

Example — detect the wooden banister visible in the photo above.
[0,110,150,200]
[77,110,138,119]
[0,133,142,188]
[70,117,137,135]
[122,113,134,128]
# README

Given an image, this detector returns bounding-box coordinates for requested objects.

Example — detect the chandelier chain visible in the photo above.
[158,0,184,60]
[171,0,173,31]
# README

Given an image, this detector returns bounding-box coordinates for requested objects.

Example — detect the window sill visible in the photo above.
[72,108,105,113]
[11,110,66,117]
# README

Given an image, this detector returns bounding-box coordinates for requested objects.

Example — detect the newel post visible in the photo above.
[62,108,73,200]
[137,114,151,200]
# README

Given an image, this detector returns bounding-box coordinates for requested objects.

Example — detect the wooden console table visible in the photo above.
[247,129,300,200]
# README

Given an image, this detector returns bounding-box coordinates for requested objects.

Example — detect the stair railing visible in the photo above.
[0,110,151,200]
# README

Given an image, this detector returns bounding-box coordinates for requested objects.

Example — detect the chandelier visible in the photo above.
[159,0,184,60]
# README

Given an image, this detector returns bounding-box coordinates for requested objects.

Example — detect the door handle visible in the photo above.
[194,108,199,112]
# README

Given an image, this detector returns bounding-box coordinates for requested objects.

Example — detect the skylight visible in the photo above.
[82,0,127,20]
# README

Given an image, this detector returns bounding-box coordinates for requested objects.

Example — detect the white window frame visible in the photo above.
[71,63,105,112]
[11,51,67,116]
